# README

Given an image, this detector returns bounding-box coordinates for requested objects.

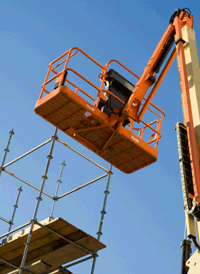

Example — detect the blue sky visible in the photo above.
[0,1,200,273]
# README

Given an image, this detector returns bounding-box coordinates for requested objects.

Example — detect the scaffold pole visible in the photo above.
[7,186,23,238]
[0,129,14,178]
[91,164,112,274]
[18,128,58,274]
[50,160,66,221]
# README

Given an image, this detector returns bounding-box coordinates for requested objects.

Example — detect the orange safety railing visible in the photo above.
[39,47,165,149]
[139,97,165,149]
[127,101,164,149]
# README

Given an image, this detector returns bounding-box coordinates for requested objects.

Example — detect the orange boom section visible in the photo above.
[35,48,165,173]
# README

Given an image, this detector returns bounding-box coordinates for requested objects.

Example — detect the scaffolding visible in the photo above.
[0,128,113,274]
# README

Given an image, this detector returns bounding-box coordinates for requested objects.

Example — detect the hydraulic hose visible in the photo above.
[188,235,200,252]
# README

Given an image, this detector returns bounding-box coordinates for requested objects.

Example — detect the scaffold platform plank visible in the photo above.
[49,266,73,274]
[0,217,105,273]
[7,260,73,274]
[8,260,51,273]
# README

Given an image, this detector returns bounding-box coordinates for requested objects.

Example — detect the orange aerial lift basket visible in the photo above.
[35,47,165,173]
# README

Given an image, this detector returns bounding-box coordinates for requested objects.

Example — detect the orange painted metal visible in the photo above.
[35,47,164,173]
[105,59,140,80]
[123,24,175,120]
[173,15,200,203]
[35,84,160,173]
[34,7,200,204]
[123,9,194,123]
[137,48,177,121]
[178,10,194,29]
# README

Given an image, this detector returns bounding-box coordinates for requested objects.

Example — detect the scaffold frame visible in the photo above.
[0,128,113,274]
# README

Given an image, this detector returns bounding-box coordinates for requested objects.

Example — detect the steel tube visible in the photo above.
[58,174,108,200]
[91,165,112,274]
[0,129,14,177]
[3,139,52,169]
[74,124,111,134]
[40,63,52,99]
[7,186,23,236]
[62,255,94,269]
[44,71,62,86]
[100,132,117,154]
[52,58,68,71]
[66,68,103,96]
[8,267,34,274]
[65,78,96,101]
[57,139,108,172]
[143,97,165,116]
[35,221,97,257]
[19,129,58,274]
[106,59,140,79]
[43,88,50,94]
[97,165,112,241]
[76,47,105,69]
[59,49,72,88]
[0,216,10,224]
[4,170,53,199]
[53,47,104,69]
[51,49,71,64]
[0,258,18,269]
[0,221,31,240]
[140,119,161,136]
[50,160,66,220]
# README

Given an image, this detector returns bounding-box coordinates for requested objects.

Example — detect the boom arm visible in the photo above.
[123,9,200,204]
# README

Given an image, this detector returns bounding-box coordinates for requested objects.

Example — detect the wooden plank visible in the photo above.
[2,221,81,263]
[0,231,60,264]
[76,235,106,252]
[1,267,16,274]
[2,226,66,261]
[7,260,51,274]
[50,268,73,274]
[27,260,51,273]
[50,271,71,274]
[0,218,106,273]
[0,218,62,256]
[5,269,19,274]
[0,219,68,272]
[0,218,70,258]
[26,236,105,272]
[29,242,88,271]
[2,217,51,245]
